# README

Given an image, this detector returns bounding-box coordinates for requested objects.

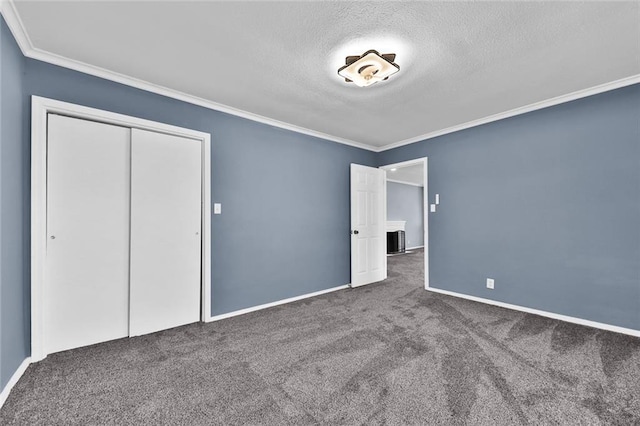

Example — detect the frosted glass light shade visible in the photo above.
[337,50,400,87]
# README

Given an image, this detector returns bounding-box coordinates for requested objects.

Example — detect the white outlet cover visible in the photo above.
[435,194,440,205]
[213,203,222,214]
[486,278,495,289]
[430,204,436,212]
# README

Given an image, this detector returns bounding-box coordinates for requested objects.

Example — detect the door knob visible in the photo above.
[352,230,359,235]
[50,236,56,240]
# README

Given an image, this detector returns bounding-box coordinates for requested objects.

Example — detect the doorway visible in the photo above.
[380,158,429,289]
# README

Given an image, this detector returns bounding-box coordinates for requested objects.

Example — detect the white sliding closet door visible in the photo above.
[45,115,131,354]
[129,129,202,336]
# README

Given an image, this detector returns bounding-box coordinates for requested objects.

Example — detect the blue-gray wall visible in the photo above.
[1,9,639,395]
[24,66,377,316]
[0,16,376,390]
[379,84,640,331]
[0,16,29,390]
[386,182,424,248]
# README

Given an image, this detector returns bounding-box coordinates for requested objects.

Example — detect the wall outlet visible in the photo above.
[486,278,495,289]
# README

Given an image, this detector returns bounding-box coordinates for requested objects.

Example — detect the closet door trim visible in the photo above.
[31,96,212,362]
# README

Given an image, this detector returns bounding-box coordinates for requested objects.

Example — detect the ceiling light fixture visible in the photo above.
[337,50,400,87]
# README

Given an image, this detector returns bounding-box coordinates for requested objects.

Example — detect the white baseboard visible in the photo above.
[0,357,31,409]
[426,287,640,337]
[207,284,350,322]
[407,245,424,250]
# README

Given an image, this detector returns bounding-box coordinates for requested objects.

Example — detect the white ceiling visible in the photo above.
[11,1,640,150]
[386,164,424,187]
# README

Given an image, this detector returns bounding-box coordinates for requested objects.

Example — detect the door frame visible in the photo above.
[31,96,212,361]
[379,157,429,289]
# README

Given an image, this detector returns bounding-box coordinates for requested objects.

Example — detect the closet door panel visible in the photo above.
[45,114,131,354]
[129,129,202,336]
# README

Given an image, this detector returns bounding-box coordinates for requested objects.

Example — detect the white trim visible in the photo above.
[30,98,46,363]
[0,358,31,409]
[379,74,640,152]
[0,1,374,153]
[426,287,640,338]
[31,96,212,361]
[207,284,349,322]
[382,170,388,280]
[406,245,424,251]
[0,0,32,52]
[386,220,406,232]
[422,159,429,289]
[380,157,429,289]
[201,135,212,324]
[380,158,428,170]
[2,2,637,154]
[386,178,424,188]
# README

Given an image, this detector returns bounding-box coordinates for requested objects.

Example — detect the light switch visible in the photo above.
[213,203,222,215]
[435,194,440,205]
[430,204,436,213]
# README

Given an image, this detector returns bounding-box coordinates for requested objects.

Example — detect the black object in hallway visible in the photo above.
[387,230,405,254]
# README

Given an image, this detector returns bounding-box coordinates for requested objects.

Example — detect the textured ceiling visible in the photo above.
[12,1,640,149]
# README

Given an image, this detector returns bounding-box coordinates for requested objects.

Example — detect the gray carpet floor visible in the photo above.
[2,250,639,425]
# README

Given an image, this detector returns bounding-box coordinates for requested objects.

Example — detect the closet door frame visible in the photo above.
[31,96,212,362]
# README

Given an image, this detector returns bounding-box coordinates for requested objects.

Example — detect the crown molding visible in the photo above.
[377,74,640,152]
[386,178,424,188]
[0,0,376,152]
[2,0,638,154]
[0,0,32,50]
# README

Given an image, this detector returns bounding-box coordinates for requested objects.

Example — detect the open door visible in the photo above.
[350,164,386,287]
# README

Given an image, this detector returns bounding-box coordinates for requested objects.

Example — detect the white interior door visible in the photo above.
[350,164,386,287]
[129,129,202,336]
[45,114,131,354]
